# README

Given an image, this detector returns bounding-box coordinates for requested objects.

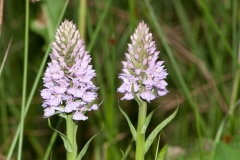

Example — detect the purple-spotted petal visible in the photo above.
[52,71,65,80]
[48,94,62,106]
[41,89,52,99]
[154,80,168,89]
[121,92,134,100]
[140,91,155,103]
[53,85,67,94]
[90,104,98,110]
[157,89,168,96]
[117,83,127,93]
[143,78,155,87]
[73,111,88,121]
[82,91,97,103]
[44,107,55,117]
[65,101,81,113]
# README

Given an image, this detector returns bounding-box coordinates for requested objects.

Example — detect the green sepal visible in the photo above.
[141,106,161,134]
[47,118,73,152]
[145,107,178,154]
[119,103,137,141]
[157,144,168,160]
[76,125,103,160]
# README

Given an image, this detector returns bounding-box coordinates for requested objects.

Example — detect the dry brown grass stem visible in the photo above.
[0,0,3,36]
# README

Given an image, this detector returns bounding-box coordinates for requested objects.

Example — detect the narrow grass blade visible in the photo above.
[127,0,137,29]
[76,125,103,160]
[48,118,72,152]
[196,0,234,58]
[154,134,161,160]
[120,150,124,159]
[78,0,86,40]
[18,0,29,158]
[145,107,178,154]
[157,144,168,160]
[119,104,137,141]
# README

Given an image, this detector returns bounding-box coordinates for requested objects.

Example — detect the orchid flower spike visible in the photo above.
[40,20,99,120]
[118,21,168,102]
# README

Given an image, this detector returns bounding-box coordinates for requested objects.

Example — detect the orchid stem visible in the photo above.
[135,101,147,160]
[66,114,78,160]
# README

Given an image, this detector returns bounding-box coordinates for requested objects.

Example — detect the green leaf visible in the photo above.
[48,118,73,152]
[154,135,161,160]
[145,107,178,154]
[213,142,239,160]
[119,104,137,141]
[76,125,103,160]
[141,106,160,134]
[211,100,240,159]
[157,144,168,160]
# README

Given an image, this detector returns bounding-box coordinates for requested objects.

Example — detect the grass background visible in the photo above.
[0,0,240,159]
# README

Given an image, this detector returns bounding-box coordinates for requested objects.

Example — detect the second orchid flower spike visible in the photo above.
[118,21,168,103]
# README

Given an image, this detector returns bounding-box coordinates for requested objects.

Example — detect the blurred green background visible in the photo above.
[0,0,240,159]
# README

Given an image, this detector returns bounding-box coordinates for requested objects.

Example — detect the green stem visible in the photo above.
[66,114,78,160]
[78,0,86,41]
[135,101,147,160]
[18,0,29,159]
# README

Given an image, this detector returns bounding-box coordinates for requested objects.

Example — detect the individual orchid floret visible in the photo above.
[118,21,168,102]
[40,20,99,121]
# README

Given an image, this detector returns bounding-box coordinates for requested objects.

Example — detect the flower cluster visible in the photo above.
[118,21,168,102]
[40,20,98,121]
